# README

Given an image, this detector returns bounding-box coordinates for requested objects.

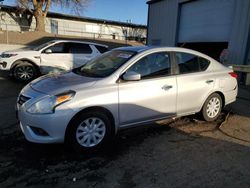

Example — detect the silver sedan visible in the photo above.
[17,46,238,152]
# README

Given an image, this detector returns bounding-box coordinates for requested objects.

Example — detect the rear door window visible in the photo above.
[175,52,210,74]
[67,43,93,54]
[199,57,210,71]
[95,45,109,53]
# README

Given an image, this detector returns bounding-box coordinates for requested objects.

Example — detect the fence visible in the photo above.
[0,23,146,44]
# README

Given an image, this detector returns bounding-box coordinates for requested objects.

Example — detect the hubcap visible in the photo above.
[16,66,34,80]
[76,117,106,148]
[206,97,221,118]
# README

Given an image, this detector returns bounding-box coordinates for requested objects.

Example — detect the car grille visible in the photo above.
[18,95,31,105]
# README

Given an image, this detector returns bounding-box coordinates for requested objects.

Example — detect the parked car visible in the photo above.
[16,46,238,152]
[0,40,109,82]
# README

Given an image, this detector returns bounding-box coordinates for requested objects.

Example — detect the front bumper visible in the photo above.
[18,108,75,143]
[17,86,76,144]
[0,58,12,70]
[0,61,7,68]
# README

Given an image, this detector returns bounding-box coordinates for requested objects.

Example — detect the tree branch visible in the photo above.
[18,0,33,14]
[44,0,51,16]
[32,0,37,8]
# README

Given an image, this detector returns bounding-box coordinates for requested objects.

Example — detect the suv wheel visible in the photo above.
[202,93,222,121]
[13,62,37,82]
[66,111,112,152]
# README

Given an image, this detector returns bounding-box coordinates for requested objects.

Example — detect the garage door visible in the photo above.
[178,0,235,43]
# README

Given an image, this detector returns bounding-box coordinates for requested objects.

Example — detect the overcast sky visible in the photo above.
[2,0,148,25]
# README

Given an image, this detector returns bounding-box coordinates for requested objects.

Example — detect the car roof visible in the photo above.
[51,40,108,48]
[114,46,215,61]
[115,45,154,52]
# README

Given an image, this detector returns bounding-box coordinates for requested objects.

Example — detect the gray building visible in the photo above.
[147,0,250,66]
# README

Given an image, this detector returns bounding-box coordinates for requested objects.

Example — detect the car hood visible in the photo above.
[29,72,98,95]
[2,49,39,54]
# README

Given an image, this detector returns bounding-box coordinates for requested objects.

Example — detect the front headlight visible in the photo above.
[27,91,75,114]
[1,53,18,58]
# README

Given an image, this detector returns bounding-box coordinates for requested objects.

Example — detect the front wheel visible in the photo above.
[202,93,222,122]
[13,62,37,82]
[66,111,112,152]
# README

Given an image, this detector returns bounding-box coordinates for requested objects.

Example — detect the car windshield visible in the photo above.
[74,50,136,78]
[33,41,56,51]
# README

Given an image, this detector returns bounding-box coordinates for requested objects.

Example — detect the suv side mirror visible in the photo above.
[45,49,52,54]
[123,71,141,81]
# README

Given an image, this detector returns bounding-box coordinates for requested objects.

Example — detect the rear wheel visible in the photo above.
[202,93,222,121]
[66,111,112,152]
[13,62,37,82]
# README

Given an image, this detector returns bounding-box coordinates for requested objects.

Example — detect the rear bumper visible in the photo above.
[224,86,238,105]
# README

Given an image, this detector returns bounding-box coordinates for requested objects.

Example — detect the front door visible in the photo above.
[40,42,73,74]
[118,51,177,126]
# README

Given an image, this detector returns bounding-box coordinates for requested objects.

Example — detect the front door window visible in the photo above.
[127,52,171,79]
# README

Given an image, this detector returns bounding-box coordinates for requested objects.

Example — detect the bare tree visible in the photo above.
[16,0,90,32]
[6,9,33,31]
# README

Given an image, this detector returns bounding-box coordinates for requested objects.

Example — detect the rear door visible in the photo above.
[118,51,177,126]
[174,52,214,115]
[40,42,73,74]
[68,43,95,68]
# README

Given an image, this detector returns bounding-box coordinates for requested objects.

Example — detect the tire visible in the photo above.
[66,111,112,153]
[13,62,37,82]
[202,93,222,122]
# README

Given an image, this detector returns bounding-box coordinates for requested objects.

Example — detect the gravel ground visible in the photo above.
[1,71,250,188]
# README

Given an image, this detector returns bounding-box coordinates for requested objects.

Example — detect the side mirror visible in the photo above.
[123,71,141,81]
[45,49,52,54]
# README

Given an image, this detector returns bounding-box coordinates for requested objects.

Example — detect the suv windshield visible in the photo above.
[74,50,136,78]
[33,41,56,51]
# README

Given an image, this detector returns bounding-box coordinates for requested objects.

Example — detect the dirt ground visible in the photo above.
[1,72,250,188]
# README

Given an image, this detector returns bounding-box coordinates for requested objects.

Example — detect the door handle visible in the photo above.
[206,80,214,84]
[162,85,173,90]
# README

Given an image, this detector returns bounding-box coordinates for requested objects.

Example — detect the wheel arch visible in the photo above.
[199,91,225,112]
[10,59,41,74]
[65,106,116,141]
[214,91,225,108]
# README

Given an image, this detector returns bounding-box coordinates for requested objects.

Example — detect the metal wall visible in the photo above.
[228,0,250,65]
[147,0,250,65]
[178,0,235,43]
[147,0,179,46]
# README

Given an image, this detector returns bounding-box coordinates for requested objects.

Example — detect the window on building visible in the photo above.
[127,52,171,79]
[51,20,58,34]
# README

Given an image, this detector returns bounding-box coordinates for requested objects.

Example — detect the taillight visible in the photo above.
[229,72,238,79]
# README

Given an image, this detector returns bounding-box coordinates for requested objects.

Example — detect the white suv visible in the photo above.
[0,40,108,81]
